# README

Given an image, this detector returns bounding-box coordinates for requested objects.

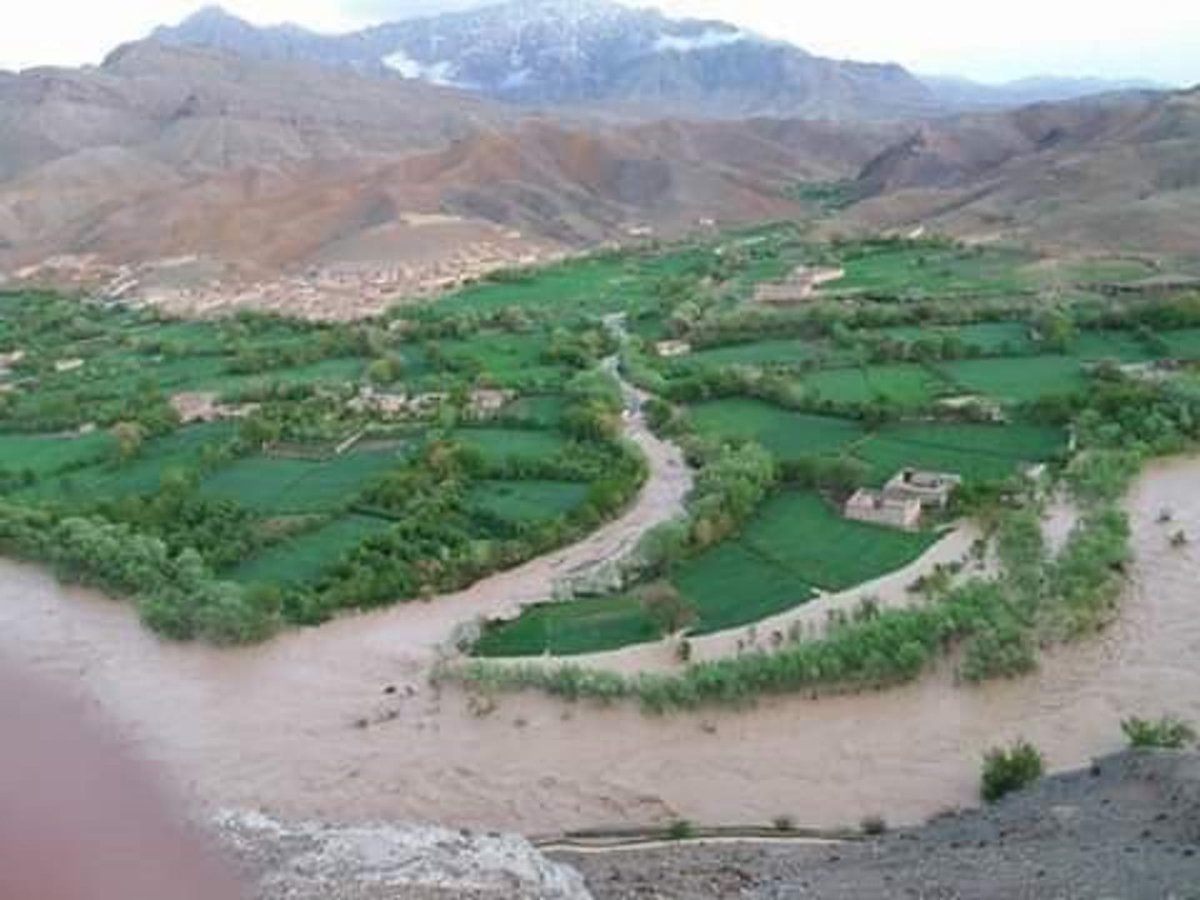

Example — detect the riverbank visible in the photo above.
[1,458,1198,835]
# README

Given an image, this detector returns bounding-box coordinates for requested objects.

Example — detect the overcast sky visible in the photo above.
[1,0,1197,85]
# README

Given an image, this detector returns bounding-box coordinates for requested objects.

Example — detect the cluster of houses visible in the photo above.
[844,469,963,531]
[348,386,514,420]
[752,265,846,305]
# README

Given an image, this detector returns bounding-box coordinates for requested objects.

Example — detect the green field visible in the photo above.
[454,427,568,464]
[831,243,1035,298]
[798,363,950,408]
[1159,329,1200,359]
[938,355,1088,402]
[1072,330,1159,363]
[854,422,1065,485]
[682,338,830,370]
[876,321,1035,353]
[500,395,567,428]
[475,490,938,656]
[0,430,114,478]
[690,398,865,458]
[466,479,589,525]
[199,448,404,514]
[231,514,395,585]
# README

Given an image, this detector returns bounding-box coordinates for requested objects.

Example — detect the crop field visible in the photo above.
[466,479,589,525]
[1072,330,1159,362]
[432,331,568,388]
[682,338,832,370]
[475,490,938,656]
[499,395,567,427]
[424,257,633,320]
[689,399,865,458]
[472,594,660,657]
[854,422,1065,486]
[1159,328,1200,359]
[798,363,951,408]
[231,514,395,586]
[454,427,568,464]
[830,243,1036,298]
[938,355,1088,402]
[199,448,403,514]
[875,321,1035,353]
[0,430,114,477]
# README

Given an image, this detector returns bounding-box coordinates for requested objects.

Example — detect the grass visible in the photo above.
[798,363,951,408]
[938,355,1088,403]
[689,398,865,459]
[199,448,404,514]
[454,428,568,464]
[466,479,589,524]
[472,594,661,657]
[433,331,568,388]
[231,514,395,586]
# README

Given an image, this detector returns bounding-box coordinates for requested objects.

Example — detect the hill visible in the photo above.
[841,87,1200,253]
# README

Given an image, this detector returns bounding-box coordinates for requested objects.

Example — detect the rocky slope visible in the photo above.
[556,750,1200,898]
[844,86,1200,253]
[151,1,938,121]
[214,811,592,899]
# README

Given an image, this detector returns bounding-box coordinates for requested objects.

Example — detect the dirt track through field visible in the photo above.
[2,451,1200,836]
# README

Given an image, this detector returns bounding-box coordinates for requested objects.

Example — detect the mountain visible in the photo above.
[0,40,905,308]
[843,87,1200,253]
[149,1,940,120]
[924,74,1173,110]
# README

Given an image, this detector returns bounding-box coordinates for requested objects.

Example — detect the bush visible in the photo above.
[860,815,887,835]
[981,739,1044,803]
[772,815,796,832]
[1121,715,1197,750]
[666,819,695,840]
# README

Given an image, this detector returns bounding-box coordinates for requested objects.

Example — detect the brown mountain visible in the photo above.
[0,42,902,292]
[842,87,1200,253]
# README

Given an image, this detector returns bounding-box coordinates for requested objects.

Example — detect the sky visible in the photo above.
[1,0,1197,85]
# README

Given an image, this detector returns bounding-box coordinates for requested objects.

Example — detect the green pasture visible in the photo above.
[832,243,1036,298]
[876,321,1035,353]
[0,430,114,478]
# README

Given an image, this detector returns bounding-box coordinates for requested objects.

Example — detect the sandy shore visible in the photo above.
[1,458,1198,835]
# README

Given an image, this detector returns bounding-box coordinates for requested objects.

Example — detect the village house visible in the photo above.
[169,391,259,425]
[467,389,515,418]
[654,339,692,358]
[54,358,85,374]
[752,265,846,305]
[883,469,963,510]
[844,488,923,531]
[936,394,1006,422]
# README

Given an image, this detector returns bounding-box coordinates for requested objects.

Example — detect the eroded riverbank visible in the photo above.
[1,459,1199,834]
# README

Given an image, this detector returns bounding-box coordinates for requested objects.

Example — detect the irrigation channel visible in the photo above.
[2,362,1200,833]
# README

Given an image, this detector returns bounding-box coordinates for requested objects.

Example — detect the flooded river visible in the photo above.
[2,458,1199,835]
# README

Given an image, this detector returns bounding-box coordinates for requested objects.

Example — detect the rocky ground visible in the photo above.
[552,750,1200,899]
[215,811,592,900]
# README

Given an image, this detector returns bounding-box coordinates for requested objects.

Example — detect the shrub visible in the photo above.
[860,815,887,835]
[772,815,796,832]
[666,819,695,840]
[981,739,1044,803]
[1121,715,1197,750]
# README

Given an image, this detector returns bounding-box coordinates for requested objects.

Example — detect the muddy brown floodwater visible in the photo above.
[2,458,1199,835]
